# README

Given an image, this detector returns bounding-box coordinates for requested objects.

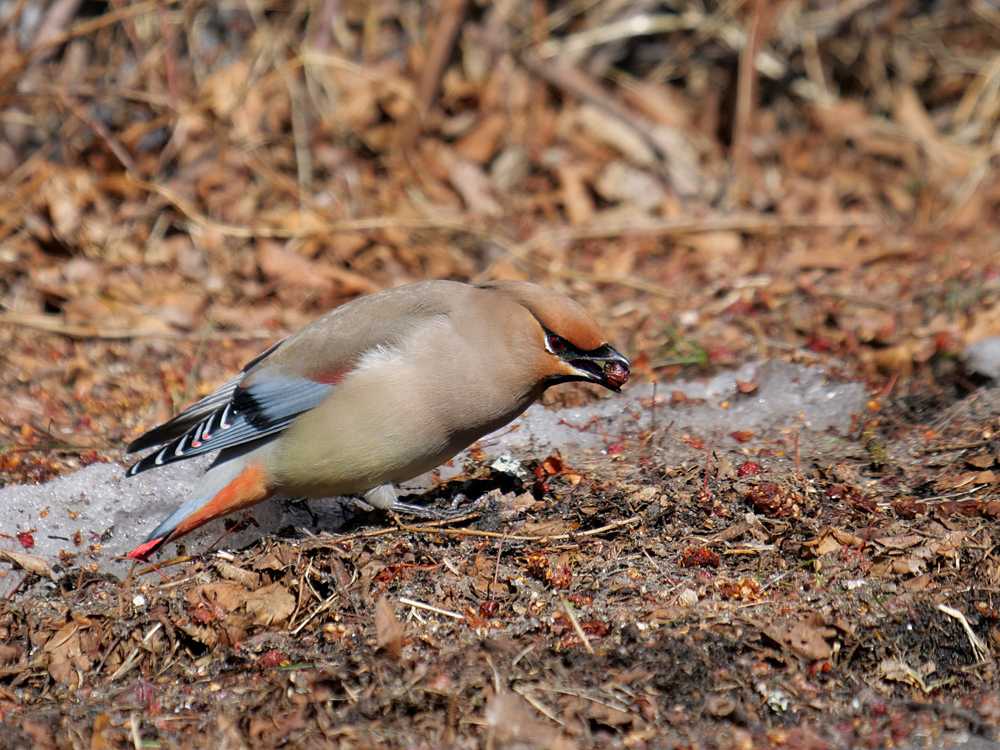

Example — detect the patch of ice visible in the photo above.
[964,335,1000,379]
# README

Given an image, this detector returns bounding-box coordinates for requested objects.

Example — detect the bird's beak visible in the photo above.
[567,345,631,392]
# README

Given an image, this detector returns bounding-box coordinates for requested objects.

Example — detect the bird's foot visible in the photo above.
[361,483,484,520]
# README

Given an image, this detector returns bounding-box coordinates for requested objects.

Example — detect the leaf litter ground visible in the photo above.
[4,371,1000,748]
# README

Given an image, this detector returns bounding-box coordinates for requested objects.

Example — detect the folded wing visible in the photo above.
[126,375,335,476]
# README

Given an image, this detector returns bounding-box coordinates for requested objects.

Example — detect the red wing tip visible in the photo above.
[127,538,165,560]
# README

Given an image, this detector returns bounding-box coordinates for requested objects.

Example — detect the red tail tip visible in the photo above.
[127,538,165,561]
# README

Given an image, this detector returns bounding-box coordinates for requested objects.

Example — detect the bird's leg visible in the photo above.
[361,483,483,520]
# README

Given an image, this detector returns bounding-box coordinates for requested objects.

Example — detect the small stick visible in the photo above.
[489,531,507,603]
[559,592,594,654]
[937,604,990,662]
[702,440,716,496]
[392,0,470,155]
[398,597,465,621]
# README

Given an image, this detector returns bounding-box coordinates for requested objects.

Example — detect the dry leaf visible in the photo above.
[44,622,92,683]
[187,582,249,615]
[0,643,23,665]
[620,79,693,131]
[90,713,116,750]
[819,534,848,556]
[893,87,976,174]
[937,471,991,491]
[902,573,932,592]
[244,583,296,627]
[808,99,872,141]
[454,112,506,164]
[253,549,296,571]
[21,721,57,750]
[179,621,218,649]
[968,454,996,469]
[575,104,655,165]
[146,289,205,330]
[593,161,664,212]
[555,162,594,225]
[0,548,55,579]
[215,561,261,589]
[443,151,502,217]
[686,230,743,260]
[764,615,834,661]
[485,691,577,750]
[808,531,845,556]
[873,534,924,550]
[375,595,404,661]
[520,520,579,536]
[258,240,333,293]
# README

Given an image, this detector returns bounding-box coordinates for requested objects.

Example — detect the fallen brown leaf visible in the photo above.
[43,622,92,684]
[0,548,55,580]
[764,615,835,661]
[375,595,404,661]
[243,582,296,627]
[485,691,577,750]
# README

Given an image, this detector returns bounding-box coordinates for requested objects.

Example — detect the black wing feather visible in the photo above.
[126,377,334,476]
[126,340,289,453]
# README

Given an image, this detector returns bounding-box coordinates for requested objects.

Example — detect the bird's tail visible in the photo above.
[127,459,273,560]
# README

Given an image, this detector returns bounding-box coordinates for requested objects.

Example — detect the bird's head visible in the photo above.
[479,281,631,393]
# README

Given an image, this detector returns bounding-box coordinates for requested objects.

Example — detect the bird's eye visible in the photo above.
[547,334,566,352]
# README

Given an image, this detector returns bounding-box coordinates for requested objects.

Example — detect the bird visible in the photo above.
[124,280,631,560]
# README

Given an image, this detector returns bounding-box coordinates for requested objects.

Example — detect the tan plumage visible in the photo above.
[125,280,630,559]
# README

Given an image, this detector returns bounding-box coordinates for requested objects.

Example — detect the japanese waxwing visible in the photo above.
[125,280,630,559]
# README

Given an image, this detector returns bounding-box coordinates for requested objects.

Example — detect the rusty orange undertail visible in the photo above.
[127,462,272,560]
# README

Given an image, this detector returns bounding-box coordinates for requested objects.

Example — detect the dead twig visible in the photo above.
[392,0,471,156]
[913,439,993,456]
[938,603,991,663]
[391,514,642,543]
[398,597,465,621]
[519,52,669,165]
[558,592,594,654]
[0,312,277,341]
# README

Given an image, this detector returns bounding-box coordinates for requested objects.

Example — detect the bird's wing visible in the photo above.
[125,375,335,476]
[126,340,283,452]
